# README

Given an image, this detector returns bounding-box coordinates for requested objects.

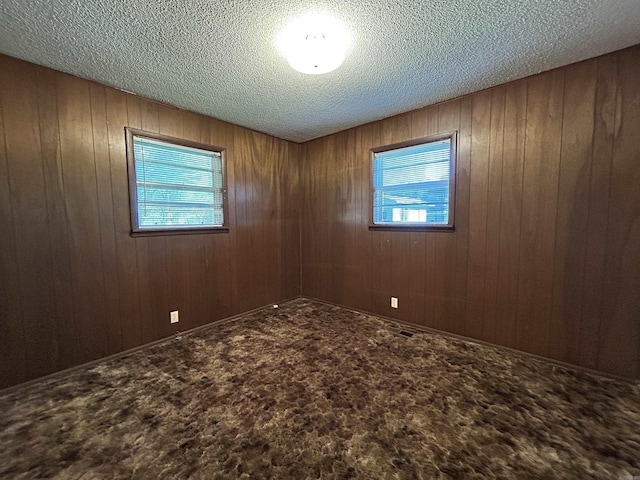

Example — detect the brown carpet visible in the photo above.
[1,298,639,479]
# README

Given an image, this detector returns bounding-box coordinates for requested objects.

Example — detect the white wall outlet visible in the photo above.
[391,297,398,308]
[170,310,179,324]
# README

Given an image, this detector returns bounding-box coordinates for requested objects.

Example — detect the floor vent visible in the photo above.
[388,324,417,338]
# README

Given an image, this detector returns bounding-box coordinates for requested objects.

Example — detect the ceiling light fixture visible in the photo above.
[286,32,345,75]
[277,12,351,75]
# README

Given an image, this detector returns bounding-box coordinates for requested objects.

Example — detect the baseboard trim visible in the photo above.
[4,294,635,395]
[0,296,302,396]
[301,296,638,385]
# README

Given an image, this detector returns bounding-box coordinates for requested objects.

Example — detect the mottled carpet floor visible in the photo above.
[1,299,639,479]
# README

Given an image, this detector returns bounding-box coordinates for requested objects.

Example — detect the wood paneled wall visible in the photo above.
[301,45,640,379]
[2,45,639,387]
[0,55,301,388]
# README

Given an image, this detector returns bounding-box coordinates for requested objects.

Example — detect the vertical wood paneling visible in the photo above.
[35,67,80,369]
[579,54,617,371]
[124,95,156,344]
[192,116,220,325]
[57,73,110,363]
[364,123,383,314]
[0,54,300,388]
[300,141,317,298]
[212,108,297,324]
[283,142,302,301]
[158,106,192,330]
[382,114,412,321]
[252,132,277,307]
[106,87,139,351]
[329,131,347,305]
[453,96,472,336]
[210,118,236,320]
[435,101,460,333]
[271,137,286,302]
[300,45,640,379]
[234,127,254,311]
[235,128,270,312]
[407,110,429,325]
[319,136,335,304]
[548,59,597,365]
[494,79,527,349]
[341,129,361,310]
[415,107,439,327]
[0,77,27,388]
[482,88,506,343]
[314,137,330,301]
[407,109,430,327]
[140,100,171,339]
[2,61,59,379]
[516,69,565,357]
[2,45,640,387]
[466,90,492,340]
[89,83,122,355]
[340,128,367,312]
[182,110,210,329]
[597,48,640,378]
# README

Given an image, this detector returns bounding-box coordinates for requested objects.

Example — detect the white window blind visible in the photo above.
[373,137,453,226]
[132,135,224,230]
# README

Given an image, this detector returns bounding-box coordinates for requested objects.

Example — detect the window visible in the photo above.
[125,128,227,234]
[371,132,457,230]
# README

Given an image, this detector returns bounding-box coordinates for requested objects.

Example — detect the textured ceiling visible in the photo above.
[1,0,639,143]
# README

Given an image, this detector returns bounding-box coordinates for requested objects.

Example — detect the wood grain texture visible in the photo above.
[548,59,597,365]
[300,45,640,379]
[58,73,110,363]
[35,66,81,370]
[435,101,460,333]
[382,115,412,321]
[411,107,438,327]
[466,89,492,341]
[106,87,142,352]
[125,95,156,344]
[89,82,122,355]
[283,141,302,301]
[451,96,472,337]
[2,61,59,380]
[482,87,505,343]
[597,47,640,378]
[579,53,618,371]
[516,69,565,357]
[0,54,300,389]
[2,45,640,386]
[494,79,527,349]
[0,73,27,387]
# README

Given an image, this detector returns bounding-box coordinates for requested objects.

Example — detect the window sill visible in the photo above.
[368,224,455,232]
[131,227,230,237]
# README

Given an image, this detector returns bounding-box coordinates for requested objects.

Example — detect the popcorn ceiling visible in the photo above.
[0,0,639,142]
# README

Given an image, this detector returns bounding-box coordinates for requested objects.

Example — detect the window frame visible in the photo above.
[369,131,457,231]
[125,127,229,236]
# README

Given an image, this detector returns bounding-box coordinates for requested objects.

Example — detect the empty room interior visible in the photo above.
[1,0,640,478]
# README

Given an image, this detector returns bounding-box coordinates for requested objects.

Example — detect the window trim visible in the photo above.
[369,131,457,232]
[125,127,229,236]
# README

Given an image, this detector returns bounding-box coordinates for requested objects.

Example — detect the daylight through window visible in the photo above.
[125,128,227,233]
[371,132,456,229]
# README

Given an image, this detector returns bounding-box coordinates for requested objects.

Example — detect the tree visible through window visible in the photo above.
[371,132,456,229]
[125,128,227,233]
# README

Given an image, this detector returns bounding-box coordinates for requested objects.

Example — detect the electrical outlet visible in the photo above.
[391,297,398,308]
[170,310,179,324]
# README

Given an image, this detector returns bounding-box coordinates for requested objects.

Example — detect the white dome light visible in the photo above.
[277,13,351,75]
[287,33,346,75]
